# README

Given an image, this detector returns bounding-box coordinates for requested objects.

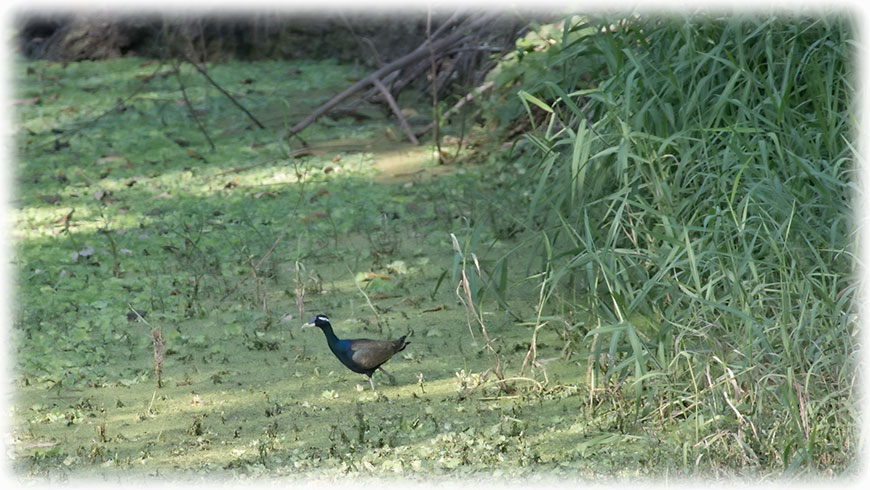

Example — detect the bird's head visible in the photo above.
[302,314,331,329]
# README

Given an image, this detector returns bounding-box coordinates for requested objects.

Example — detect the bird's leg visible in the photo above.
[379,367,397,385]
[368,375,377,392]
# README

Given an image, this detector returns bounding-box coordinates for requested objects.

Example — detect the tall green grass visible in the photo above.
[489,15,858,473]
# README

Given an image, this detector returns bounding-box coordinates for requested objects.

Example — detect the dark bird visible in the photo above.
[303,315,410,391]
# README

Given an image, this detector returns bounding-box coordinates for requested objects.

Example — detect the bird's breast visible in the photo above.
[328,340,368,373]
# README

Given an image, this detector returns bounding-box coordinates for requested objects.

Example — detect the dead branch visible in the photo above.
[173,60,216,151]
[183,53,266,129]
[427,9,444,163]
[285,13,498,138]
[152,328,165,389]
[372,78,419,145]
[415,80,494,137]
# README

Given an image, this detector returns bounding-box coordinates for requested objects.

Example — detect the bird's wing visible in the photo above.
[348,339,401,369]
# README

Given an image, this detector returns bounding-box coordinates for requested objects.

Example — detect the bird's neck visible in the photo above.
[319,324,339,346]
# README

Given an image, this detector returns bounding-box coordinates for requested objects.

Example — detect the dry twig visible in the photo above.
[183,53,266,129]
[152,328,165,389]
[173,59,216,150]
[372,78,419,145]
[285,13,496,137]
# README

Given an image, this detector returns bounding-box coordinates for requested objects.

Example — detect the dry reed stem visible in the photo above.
[152,328,165,389]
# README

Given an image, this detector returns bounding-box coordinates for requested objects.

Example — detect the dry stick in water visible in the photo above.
[520,278,550,384]
[346,264,380,319]
[456,267,508,388]
[426,8,443,162]
[451,235,508,389]
[128,304,164,389]
[99,228,120,278]
[173,59,216,151]
[152,328,165,389]
[295,261,306,320]
[184,53,266,130]
[415,80,494,137]
[372,78,419,145]
[285,12,494,137]
[246,254,267,311]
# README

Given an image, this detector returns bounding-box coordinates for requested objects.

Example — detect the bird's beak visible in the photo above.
[301,320,314,329]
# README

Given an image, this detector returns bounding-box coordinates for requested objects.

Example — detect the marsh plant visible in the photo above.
[484,15,857,471]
